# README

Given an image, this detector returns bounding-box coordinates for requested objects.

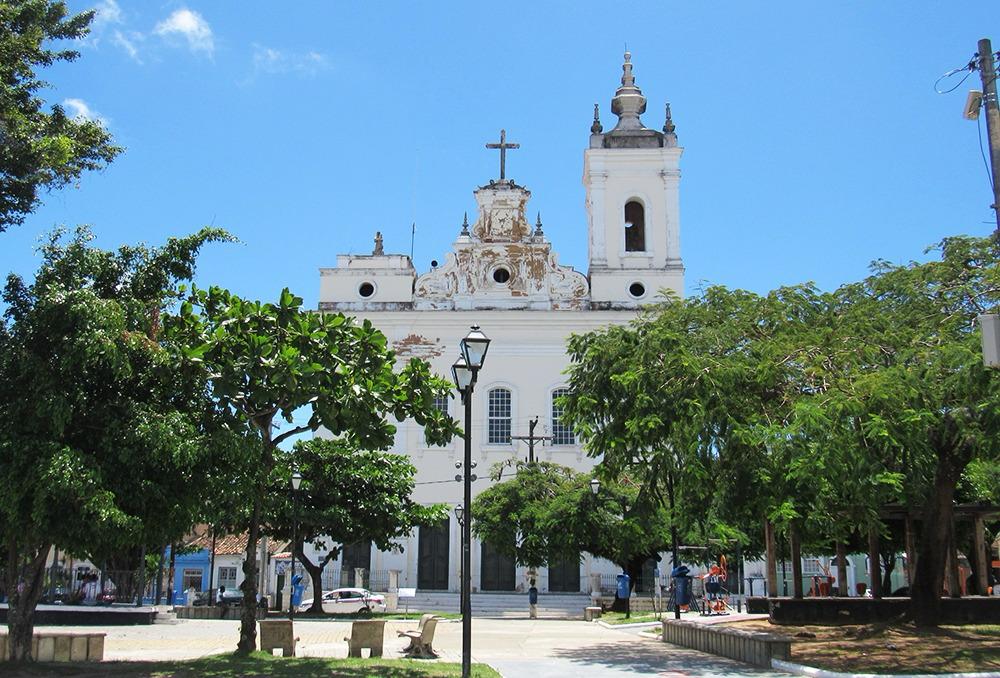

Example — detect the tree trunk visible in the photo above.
[836,541,848,597]
[790,522,803,599]
[297,545,337,614]
[880,551,896,595]
[764,520,778,597]
[910,436,967,625]
[167,543,177,606]
[237,495,263,655]
[5,540,50,662]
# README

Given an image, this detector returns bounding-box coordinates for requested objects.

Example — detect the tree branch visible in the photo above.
[272,425,315,447]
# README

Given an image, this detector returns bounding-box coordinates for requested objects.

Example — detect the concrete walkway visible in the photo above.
[30,615,792,676]
[48,610,1000,677]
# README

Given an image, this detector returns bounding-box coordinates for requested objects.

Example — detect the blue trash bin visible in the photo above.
[616,573,630,599]
[671,565,692,607]
[674,576,691,606]
[291,574,304,608]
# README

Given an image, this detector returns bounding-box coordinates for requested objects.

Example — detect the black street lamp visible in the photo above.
[289,470,302,621]
[452,325,490,678]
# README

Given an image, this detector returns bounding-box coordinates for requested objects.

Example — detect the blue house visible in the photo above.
[168,545,211,605]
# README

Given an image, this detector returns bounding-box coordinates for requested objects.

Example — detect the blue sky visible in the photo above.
[3,1,999,308]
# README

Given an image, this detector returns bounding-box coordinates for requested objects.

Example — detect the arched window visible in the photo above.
[551,388,575,445]
[487,387,512,445]
[624,200,646,252]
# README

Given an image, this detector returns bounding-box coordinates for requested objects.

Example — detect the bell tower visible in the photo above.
[584,52,684,308]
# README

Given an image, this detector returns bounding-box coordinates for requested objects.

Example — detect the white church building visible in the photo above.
[314,53,684,595]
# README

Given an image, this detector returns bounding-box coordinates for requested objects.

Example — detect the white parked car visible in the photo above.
[298,587,387,614]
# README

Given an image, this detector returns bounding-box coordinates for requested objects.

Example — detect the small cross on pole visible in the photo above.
[485,129,520,181]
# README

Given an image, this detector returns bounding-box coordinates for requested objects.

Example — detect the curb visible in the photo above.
[771,658,1000,678]
[596,620,662,630]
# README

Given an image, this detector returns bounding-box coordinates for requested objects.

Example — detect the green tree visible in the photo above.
[561,236,1000,624]
[0,1,121,232]
[0,226,229,661]
[471,461,579,571]
[270,438,448,613]
[472,461,673,614]
[817,237,1000,622]
[165,287,457,654]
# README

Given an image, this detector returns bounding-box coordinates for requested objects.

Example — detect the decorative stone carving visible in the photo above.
[412,178,590,310]
[472,183,531,243]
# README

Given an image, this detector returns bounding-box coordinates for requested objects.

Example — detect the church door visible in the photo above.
[548,555,581,592]
[341,540,372,587]
[480,541,516,591]
[417,521,449,590]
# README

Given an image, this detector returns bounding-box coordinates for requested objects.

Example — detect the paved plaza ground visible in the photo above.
[26,615,790,677]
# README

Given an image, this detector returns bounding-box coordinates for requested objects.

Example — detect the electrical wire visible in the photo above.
[979,114,995,192]
[935,64,975,94]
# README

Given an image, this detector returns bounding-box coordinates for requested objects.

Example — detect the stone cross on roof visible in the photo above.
[485,129,520,181]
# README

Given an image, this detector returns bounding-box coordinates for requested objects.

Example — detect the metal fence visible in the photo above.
[599,572,665,595]
[318,566,391,593]
[24,566,157,605]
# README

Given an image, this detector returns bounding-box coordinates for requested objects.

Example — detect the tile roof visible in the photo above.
[186,532,289,556]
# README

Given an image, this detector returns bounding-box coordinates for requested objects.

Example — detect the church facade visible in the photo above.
[315,53,684,594]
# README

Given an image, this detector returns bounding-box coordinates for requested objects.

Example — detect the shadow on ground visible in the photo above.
[0,654,497,678]
[550,641,774,675]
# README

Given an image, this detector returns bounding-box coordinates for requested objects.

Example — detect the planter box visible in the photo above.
[661,619,790,668]
[0,632,105,662]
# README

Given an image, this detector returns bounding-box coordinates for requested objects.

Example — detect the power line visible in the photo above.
[934,60,977,94]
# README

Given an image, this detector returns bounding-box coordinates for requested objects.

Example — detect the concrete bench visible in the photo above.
[584,606,602,621]
[259,619,297,657]
[400,616,438,658]
[344,619,385,658]
[398,613,435,652]
[661,619,790,668]
[0,631,105,662]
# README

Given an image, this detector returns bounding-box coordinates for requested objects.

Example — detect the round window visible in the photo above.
[493,267,511,284]
[628,282,646,299]
[358,282,376,298]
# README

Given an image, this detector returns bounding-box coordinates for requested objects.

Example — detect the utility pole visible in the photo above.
[511,417,551,463]
[977,38,1000,235]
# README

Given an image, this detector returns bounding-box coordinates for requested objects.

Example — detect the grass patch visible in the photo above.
[724,619,1000,674]
[599,611,667,625]
[0,652,501,677]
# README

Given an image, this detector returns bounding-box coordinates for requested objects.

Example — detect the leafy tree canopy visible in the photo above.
[0,225,230,660]
[268,438,448,613]
[165,285,458,652]
[0,0,122,232]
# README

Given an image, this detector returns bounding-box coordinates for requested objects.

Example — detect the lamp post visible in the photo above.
[289,470,302,621]
[452,325,490,678]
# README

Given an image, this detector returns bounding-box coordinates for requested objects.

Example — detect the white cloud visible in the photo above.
[154,8,214,55]
[252,44,330,77]
[63,98,107,125]
[91,0,123,29]
[112,30,143,62]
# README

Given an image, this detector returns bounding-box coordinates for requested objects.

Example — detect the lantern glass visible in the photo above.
[460,325,490,369]
[452,355,474,392]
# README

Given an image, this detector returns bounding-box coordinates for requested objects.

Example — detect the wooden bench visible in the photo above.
[400,616,438,658]
[259,619,297,657]
[344,619,386,658]
[0,631,105,662]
